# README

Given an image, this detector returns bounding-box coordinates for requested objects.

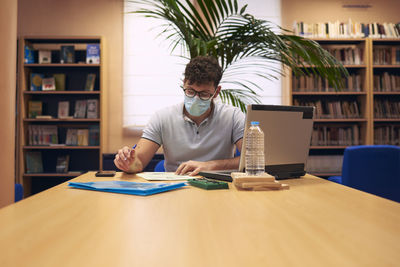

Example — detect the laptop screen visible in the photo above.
[238,104,314,179]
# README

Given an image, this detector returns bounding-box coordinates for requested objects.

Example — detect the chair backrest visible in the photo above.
[342,145,400,202]
[154,160,165,172]
[15,183,23,202]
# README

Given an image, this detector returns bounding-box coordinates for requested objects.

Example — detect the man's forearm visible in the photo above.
[207,156,240,170]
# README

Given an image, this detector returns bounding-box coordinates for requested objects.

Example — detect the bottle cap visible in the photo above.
[250,121,259,125]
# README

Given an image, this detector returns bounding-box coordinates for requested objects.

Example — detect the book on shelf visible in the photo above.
[293,20,400,39]
[86,44,100,64]
[74,100,87,118]
[373,46,400,65]
[292,73,362,92]
[89,125,100,146]
[42,77,56,91]
[28,125,58,145]
[84,73,96,91]
[25,151,43,173]
[374,99,400,118]
[58,101,70,118]
[60,45,75,63]
[77,129,89,146]
[394,47,400,64]
[38,50,51,64]
[322,45,364,65]
[24,45,35,64]
[28,100,42,118]
[66,129,78,146]
[30,73,44,91]
[53,73,66,91]
[312,125,360,146]
[35,115,53,119]
[293,99,360,119]
[65,128,89,146]
[374,72,400,92]
[86,99,99,118]
[42,125,58,145]
[56,155,70,173]
[374,125,400,145]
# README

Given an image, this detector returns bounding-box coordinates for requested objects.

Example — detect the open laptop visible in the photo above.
[199,104,315,181]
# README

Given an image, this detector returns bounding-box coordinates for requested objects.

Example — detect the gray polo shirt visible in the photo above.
[142,102,245,172]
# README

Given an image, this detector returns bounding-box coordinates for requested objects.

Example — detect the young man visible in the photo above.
[114,56,245,176]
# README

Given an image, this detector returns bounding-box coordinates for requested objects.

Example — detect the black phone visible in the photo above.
[95,170,116,177]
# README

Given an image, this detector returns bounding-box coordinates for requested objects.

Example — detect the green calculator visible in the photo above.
[188,178,229,190]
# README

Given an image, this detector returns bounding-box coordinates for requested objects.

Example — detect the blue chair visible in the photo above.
[15,183,23,202]
[154,160,165,172]
[234,148,240,157]
[328,145,400,202]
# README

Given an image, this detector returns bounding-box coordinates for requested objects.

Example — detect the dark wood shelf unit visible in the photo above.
[17,36,104,197]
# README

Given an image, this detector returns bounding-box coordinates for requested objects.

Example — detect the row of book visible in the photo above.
[374,73,400,92]
[322,46,364,65]
[292,73,363,92]
[27,125,99,146]
[28,99,99,119]
[305,155,343,174]
[293,20,400,39]
[373,46,400,65]
[374,126,400,145]
[294,99,361,119]
[311,125,360,146]
[65,128,99,146]
[30,73,96,91]
[24,44,100,64]
[374,99,400,118]
[25,152,74,174]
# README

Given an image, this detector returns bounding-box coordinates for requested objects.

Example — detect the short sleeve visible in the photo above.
[232,108,245,144]
[142,111,163,146]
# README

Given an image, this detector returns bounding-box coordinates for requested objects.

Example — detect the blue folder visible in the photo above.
[68,181,186,196]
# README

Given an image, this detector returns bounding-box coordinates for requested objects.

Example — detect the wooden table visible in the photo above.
[0,172,399,267]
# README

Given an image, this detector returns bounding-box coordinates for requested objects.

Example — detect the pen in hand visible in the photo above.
[125,144,137,161]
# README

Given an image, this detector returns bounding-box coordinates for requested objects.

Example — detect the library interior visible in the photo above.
[1,0,400,266]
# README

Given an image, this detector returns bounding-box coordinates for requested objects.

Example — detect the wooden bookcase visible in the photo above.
[290,37,400,177]
[291,38,371,177]
[370,39,400,145]
[16,36,104,196]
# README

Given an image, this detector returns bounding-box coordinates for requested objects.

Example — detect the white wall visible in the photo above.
[123,0,283,128]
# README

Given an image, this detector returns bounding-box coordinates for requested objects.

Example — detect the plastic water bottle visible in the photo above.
[245,121,265,176]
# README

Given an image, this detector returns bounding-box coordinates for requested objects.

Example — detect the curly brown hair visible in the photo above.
[184,56,222,87]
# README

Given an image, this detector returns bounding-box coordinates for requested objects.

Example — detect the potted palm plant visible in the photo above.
[128,0,347,111]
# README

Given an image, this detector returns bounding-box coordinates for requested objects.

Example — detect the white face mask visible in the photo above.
[184,95,211,116]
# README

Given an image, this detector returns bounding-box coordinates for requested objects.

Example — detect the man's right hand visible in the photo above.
[114,146,135,173]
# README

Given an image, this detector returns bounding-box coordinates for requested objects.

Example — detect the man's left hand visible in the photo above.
[175,160,215,176]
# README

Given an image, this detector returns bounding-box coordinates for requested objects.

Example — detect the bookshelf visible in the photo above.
[17,36,104,196]
[291,38,372,177]
[291,37,400,176]
[371,39,400,146]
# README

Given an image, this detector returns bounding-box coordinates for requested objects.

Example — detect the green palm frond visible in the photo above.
[128,0,348,112]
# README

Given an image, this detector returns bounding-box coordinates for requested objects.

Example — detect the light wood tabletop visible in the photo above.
[0,172,399,267]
